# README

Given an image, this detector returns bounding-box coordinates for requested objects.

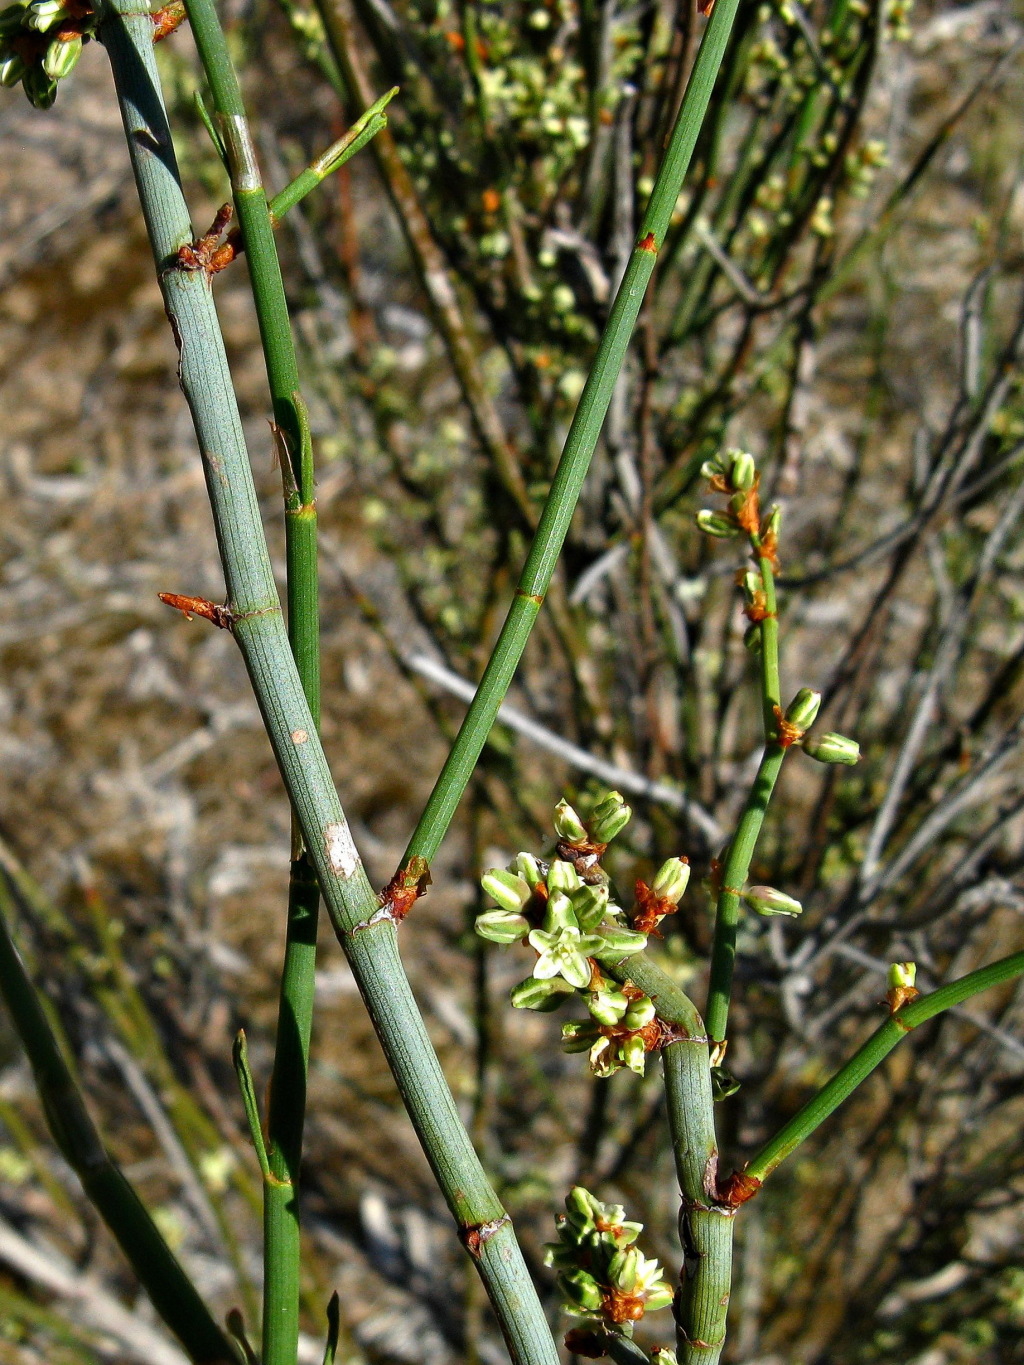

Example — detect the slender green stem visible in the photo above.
[97,11,558,1365]
[705,541,786,1045]
[0,891,235,1364]
[268,90,394,223]
[403,0,744,869]
[743,950,1024,1186]
[181,4,323,1358]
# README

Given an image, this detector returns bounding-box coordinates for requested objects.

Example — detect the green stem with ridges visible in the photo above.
[704,542,785,1046]
[403,0,743,869]
[0,893,235,1364]
[743,949,1024,1186]
[97,10,558,1365]
[180,3,323,1358]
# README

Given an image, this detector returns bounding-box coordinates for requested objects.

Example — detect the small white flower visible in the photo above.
[528,925,593,989]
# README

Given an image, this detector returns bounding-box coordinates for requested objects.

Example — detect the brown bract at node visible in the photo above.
[601,1286,646,1324]
[716,1169,761,1208]
[556,837,608,883]
[698,0,716,13]
[150,0,186,41]
[638,232,658,254]
[176,204,238,276]
[772,705,803,748]
[886,984,920,1014]
[158,593,235,630]
[732,478,761,537]
[377,856,431,924]
[758,519,780,570]
[632,875,684,935]
[458,1214,510,1259]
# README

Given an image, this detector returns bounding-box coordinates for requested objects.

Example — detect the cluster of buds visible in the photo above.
[0,0,95,109]
[695,447,763,541]
[476,793,692,1078]
[545,1187,674,1326]
[845,139,889,198]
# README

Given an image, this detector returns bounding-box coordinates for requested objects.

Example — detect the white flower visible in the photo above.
[528,925,593,989]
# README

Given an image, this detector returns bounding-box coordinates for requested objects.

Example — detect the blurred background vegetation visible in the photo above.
[1,0,1023,1361]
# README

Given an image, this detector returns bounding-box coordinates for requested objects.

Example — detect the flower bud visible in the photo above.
[510,852,545,888]
[510,976,574,1011]
[560,1268,603,1313]
[802,731,860,765]
[622,995,656,1030]
[0,49,25,84]
[619,1035,647,1075]
[887,961,916,991]
[588,790,631,844]
[740,569,761,600]
[566,1186,601,1225]
[743,622,763,653]
[644,1283,675,1313]
[743,885,803,917]
[554,798,588,843]
[585,985,629,1025]
[42,31,80,80]
[728,449,756,490]
[710,1065,741,1101]
[585,925,647,960]
[571,884,609,931]
[784,688,822,731]
[700,456,725,481]
[652,1346,679,1363]
[474,910,529,944]
[562,1021,601,1053]
[650,856,690,905]
[696,508,739,539]
[481,868,531,913]
[589,1036,616,1077]
[23,65,57,107]
[764,504,782,539]
[608,1248,639,1291]
[25,0,65,30]
[543,891,579,933]
[547,859,581,893]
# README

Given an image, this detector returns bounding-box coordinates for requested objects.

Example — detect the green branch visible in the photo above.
[743,949,1024,1187]
[403,0,744,870]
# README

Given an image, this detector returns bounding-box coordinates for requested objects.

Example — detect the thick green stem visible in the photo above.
[97,11,557,1365]
[0,893,235,1364]
[181,4,322,1358]
[743,949,1024,1186]
[403,0,744,869]
[610,955,732,1365]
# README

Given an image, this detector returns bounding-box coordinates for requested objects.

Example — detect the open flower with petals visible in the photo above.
[528,925,593,989]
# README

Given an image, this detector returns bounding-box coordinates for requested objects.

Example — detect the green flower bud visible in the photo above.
[565,1186,602,1228]
[710,1065,741,1101]
[696,508,740,538]
[510,851,545,888]
[728,449,756,490]
[650,856,690,905]
[589,1035,616,1078]
[22,64,57,107]
[743,885,803,917]
[619,1035,647,1075]
[543,891,580,932]
[621,995,656,1030]
[586,925,648,960]
[608,1247,639,1291]
[651,1348,679,1365]
[743,622,763,653]
[588,790,631,844]
[887,961,916,991]
[740,569,761,599]
[700,456,725,481]
[510,976,575,1011]
[42,31,80,79]
[802,731,860,765]
[547,859,581,893]
[784,688,822,731]
[554,798,588,843]
[481,867,531,913]
[475,910,529,944]
[0,49,26,84]
[560,1268,603,1313]
[643,1283,675,1313]
[25,0,65,30]
[571,883,609,931]
[764,504,782,538]
[562,1020,601,1053]
[585,985,629,1025]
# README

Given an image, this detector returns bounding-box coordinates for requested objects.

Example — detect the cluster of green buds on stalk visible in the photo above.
[0,0,95,108]
[545,1187,674,1330]
[475,793,692,1078]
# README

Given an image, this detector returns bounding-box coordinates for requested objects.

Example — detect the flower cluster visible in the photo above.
[0,0,95,109]
[475,792,691,1078]
[545,1187,674,1326]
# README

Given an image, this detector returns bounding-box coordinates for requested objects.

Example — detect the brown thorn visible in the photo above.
[176,204,238,276]
[158,593,235,630]
[459,1214,510,1259]
[637,232,658,254]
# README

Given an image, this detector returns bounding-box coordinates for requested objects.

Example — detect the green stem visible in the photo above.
[403,0,744,869]
[704,544,785,1046]
[267,90,394,223]
[0,894,235,1364]
[97,11,558,1365]
[609,954,732,1365]
[743,949,1024,1186]
[180,4,322,1358]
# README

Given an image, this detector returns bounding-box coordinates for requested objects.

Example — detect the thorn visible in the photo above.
[176,204,238,276]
